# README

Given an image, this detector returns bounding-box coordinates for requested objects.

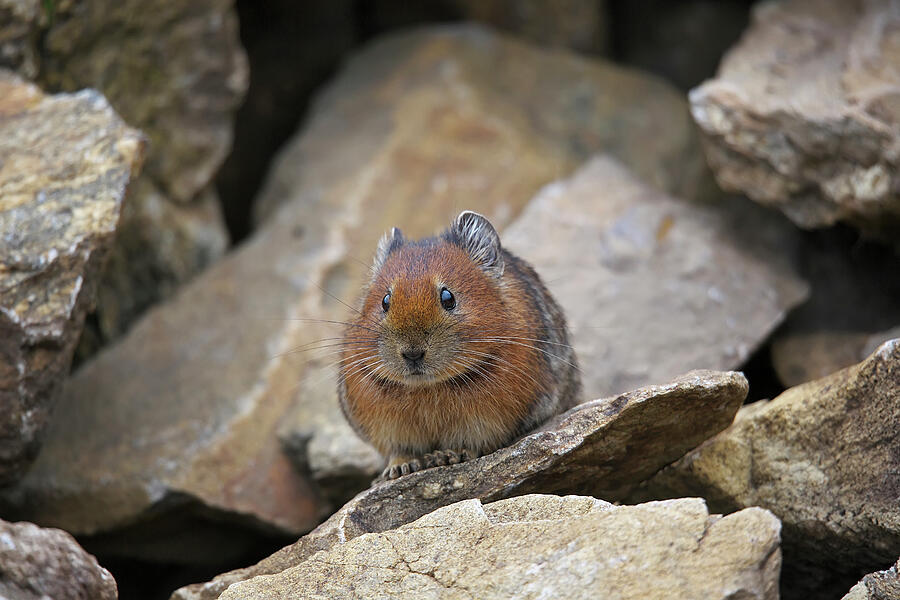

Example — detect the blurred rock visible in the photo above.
[635,339,900,599]
[255,25,713,223]
[770,229,900,387]
[37,0,248,351]
[174,370,749,600]
[0,517,118,600]
[0,0,40,78]
[0,71,144,486]
[216,496,780,600]
[503,156,808,399]
[691,0,900,239]
[614,0,751,91]
[843,558,900,600]
[361,0,608,55]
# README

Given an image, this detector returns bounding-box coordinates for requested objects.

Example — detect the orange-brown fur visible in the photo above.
[338,211,581,479]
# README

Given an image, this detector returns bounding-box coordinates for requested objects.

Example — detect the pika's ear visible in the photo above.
[447,210,504,278]
[373,226,404,271]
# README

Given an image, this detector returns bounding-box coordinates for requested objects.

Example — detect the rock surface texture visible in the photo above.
[0,71,144,486]
[637,339,900,598]
[690,0,900,239]
[843,558,900,600]
[503,156,808,398]
[218,495,781,600]
[28,0,247,352]
[173,370,749,600]
[0,517,118,600]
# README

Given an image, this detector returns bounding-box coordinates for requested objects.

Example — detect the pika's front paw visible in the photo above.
[378,448,476,482]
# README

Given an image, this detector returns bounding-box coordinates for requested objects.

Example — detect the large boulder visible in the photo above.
[690,0,900,239]
[0,517,118,600]
[502,156,808,399]
[173,370,749,600]
[6,0,248,354]
[220,495,781,600]
[0,71,144,486]
[635,339,900,598]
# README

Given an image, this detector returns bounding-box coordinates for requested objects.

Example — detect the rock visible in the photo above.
[255,25,713,223]
[502,156,809,399]
[843,558,900,600]
[36,0,248,351]
[770,229,900,387]
[690,0,900,239]
[172,370,750,600]
[0,70,144,486]
[635,339,900,599]
[0,517,118,600]
[0,0,40,78]
[215,495,780,600]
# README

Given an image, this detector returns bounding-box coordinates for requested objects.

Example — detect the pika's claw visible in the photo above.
[376,448,476,482]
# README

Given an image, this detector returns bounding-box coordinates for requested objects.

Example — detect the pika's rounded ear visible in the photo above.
[373,226,404,271]
[448,210,504,278]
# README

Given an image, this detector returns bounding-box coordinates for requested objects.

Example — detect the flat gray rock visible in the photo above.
[502,156,809,399]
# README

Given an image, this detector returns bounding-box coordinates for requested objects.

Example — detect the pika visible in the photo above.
[338,211,581,480]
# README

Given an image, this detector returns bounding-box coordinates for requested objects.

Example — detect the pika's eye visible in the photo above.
[382,292,391,312]
[440,288,456,311]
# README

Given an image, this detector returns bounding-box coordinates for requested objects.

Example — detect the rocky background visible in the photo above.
[0,1,898,599]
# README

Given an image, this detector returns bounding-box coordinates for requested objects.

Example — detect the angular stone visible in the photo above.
[502,156,809,399]
[843,558,900,600]
[255,25,713,223]
[0,71,144,486]
[172,370,749,600]
[217,495,780,600]
[37,0,248,349]
[636,339,900,598]
[690,0,900,239]
[0,517,118,600]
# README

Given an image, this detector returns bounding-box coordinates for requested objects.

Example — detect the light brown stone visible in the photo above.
[0,517,118,600]
[691,0,900,239]
[636,339,900,598]
[172,370,749,600]
[502,156,808,399]
[217,495,781,600]
[0,70,144,486]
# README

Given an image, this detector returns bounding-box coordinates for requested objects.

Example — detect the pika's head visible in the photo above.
[356,211,507,386]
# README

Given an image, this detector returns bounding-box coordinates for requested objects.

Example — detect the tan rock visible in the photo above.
[842,558,900,600]
[503,156,808,399]
[636,339,900,598]
[255,25,713,223]
[0,70,144,486]
[217,495,781,600]
[172,370,749,600]
[36,0,248,349]
[0,517,118,600]
[691,0,900,239]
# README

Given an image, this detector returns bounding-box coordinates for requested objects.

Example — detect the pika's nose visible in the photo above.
[402,348,425,364]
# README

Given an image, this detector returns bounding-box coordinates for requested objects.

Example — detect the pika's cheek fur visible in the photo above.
[338,211,582,482]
